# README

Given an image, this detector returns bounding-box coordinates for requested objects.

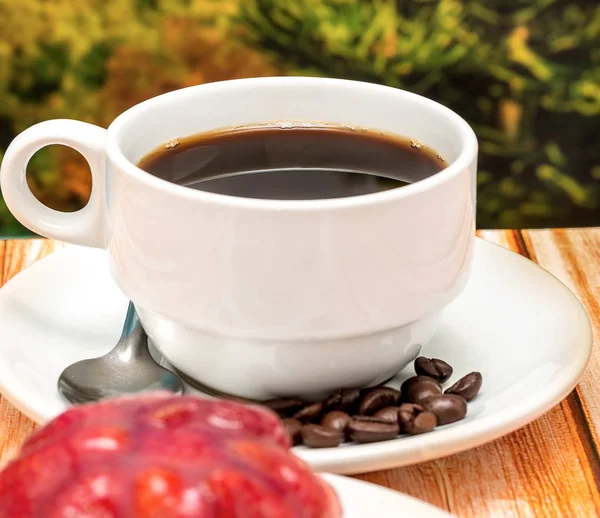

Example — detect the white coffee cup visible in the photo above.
[1,77,477,400]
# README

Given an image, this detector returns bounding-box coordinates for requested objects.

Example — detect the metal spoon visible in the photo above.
[58,302,184,404]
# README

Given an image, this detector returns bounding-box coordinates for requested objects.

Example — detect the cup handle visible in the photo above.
[0,119,107,248]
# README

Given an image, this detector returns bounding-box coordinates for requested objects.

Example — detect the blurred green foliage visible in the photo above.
[0,0,598,234]
[240,0,600,228]
[0,0,278,236]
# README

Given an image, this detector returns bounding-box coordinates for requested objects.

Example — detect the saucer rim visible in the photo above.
[0,238,592,475]
[301,238,592,473]
[322,473,455,517]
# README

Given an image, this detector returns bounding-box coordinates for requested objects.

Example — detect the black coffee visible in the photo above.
[138,126,446,200]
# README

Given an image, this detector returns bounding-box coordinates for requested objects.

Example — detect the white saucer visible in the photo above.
[0,239,592,475]
[323,474,453,517]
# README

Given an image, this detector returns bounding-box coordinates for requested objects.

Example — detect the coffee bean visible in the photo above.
[340,388,362,410]
[292,401,324,422]
[321,411,351,434]
[325,388,361,412]
[264,398,304,417]
[266,356,473,448]
[431,359,454,383]
[398,403,422,430]
[282,418,303,445]
[414,357,453,383]
[445,372,482,401]
[374,406,399,424]
[411,412,437,434]
[324,390,342,410]
[348,416,400,443]
[358,387,401,415]
[401,376,442,404]
[398,403,437,435]
[301,424,344,448]
[422,394,467,425]
[414,357,439,379]
[400,375,440,395]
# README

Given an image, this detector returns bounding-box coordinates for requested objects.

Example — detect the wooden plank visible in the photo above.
[359,229,600,517]
[359,400,600,516]
[476,228,531,256]
[523,229,600,462]
[1,233,600,517]
[0,239,59,286]
[0,398,36,468]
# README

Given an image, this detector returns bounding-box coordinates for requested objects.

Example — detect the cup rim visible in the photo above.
[106,77,478,211]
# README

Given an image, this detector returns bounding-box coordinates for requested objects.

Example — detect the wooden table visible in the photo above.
[0,229,599,517]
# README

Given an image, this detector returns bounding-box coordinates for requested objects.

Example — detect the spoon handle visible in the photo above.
[120,301,140,339]
[114,302,147,356]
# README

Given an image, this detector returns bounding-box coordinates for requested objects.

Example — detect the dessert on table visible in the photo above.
[0,392,341,517]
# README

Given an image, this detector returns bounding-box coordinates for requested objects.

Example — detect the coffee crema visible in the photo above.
[138,125,446,200]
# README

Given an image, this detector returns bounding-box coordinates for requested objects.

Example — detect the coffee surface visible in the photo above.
[138,125,446,200]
